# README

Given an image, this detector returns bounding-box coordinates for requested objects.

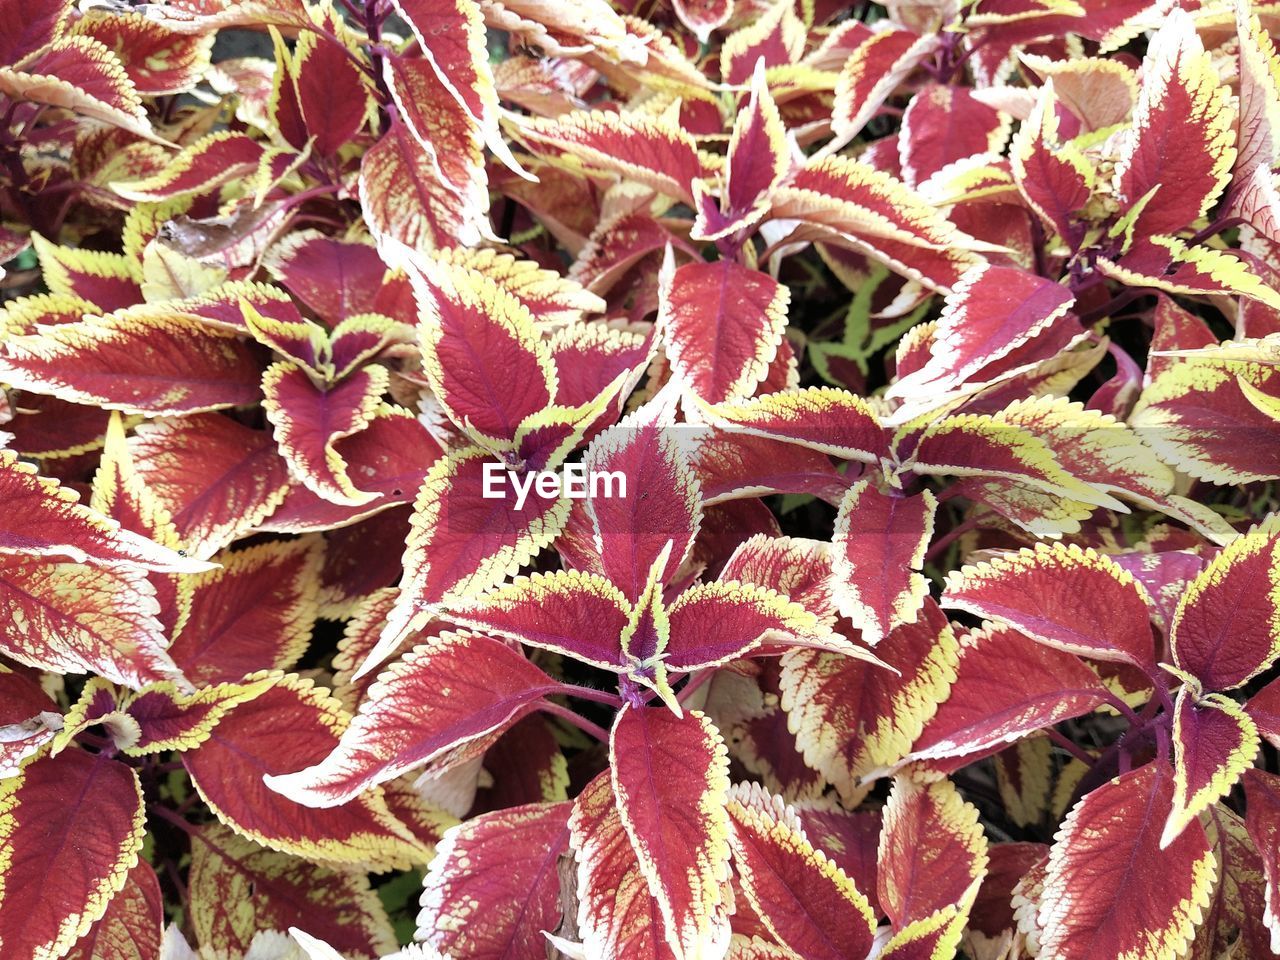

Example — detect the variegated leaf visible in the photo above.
[360,116,486,252]
[119,676,276,755]
[577,399,700,602]
[447,570,633,672]
[263,362,388,506]
[569,772,678,960]
[183,673,429,869]
[0,555,184,690]
[610,706,732,960]
[416,801,571,959]
[702,386,885,463]
[1039,764,1216,960]
[1163,690,1258,849]
[1170,515,1280,690]
[943,542,1157,671]
[0,749,146,960]
[782,601,959,803]
[410,255,556,446]
[830,483,935,645]
[0,308,263,416]
[692,60,788,241]
[725,784,876,960]
[1112,10,1235,242]
[374,447,571,660]
[111,132,265,202]
[0,448,203,572]
[187,822,396,959]
[166,539,321,686]
[63,860,162,960]
[265,632,558,808]
[879,776,988,933]
[128,414,293,560]
[0,667,59,778]
[771,155,983,293]
[889,263,1075,394]
[520,107,703,207]
[905,623,1108,770]
[663,259,789,406]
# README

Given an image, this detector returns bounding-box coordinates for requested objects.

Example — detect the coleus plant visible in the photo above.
[6,0,1280,958]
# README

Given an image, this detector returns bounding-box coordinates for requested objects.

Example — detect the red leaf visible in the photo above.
[663,259,790,405]
[129,414,292,559]
[692,428,851,507]
[359,116,486,251]
[1243,768,1280,953]
[579,402,700,602]
[63,860,163,960]
[0,554,183,690]
[390,0,523,174]
[0,749,145,960]
[262,363,388,506]
[1171,516,1280,690]
[167,539,321,686]
[899,84,1009,187]
[375,448,570,657]
[672,0,730,42]
[292,29,369,158]
[0,0,64,64]
[0,308,264,416]
[1112,11,1235,241]
[1010,79,1093,247]
[704,386,885,463]
[1040,764,1216,960]
[907,623,1109,770]
[693,61,788,240]
[384,53,488,217]
[943,541,1157,670]
[264,632,558,808]
[878,776,988,931]
[258,407,441,534]
[0,667,58,777]
[265,233,386,325]
[831,28,937,145]
[665,580,843,670]
[183,673,428,867]
[1164,690,1259,848]
[418,801,571,959]
[610,707,732,959]
[831,483,935,645]
[0,448,201,572]
[569,772,678,960]
[448,570,633,672]
[112,132,265,202]
[187,822,395,958]
[891,264,1075,393]
[412,256,556,443]
[783,601,959,802]
[521,108,703,207]
[120,677,275,755]
[71,11,213,96]
[725,784,876,960]
[772,156,981,292]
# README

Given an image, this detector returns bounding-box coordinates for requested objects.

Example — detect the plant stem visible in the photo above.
[555,683,624,708]
[1188,216,1246,246]
[677,668,716,705]
[148,803,196,835]
[541,701,611,742]
[1101,690,1143,726]
[923,516,979,566]
[1046,728,1095,766]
